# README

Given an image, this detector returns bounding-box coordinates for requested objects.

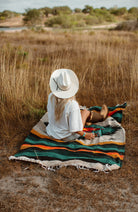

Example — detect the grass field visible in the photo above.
[0,29,138,211]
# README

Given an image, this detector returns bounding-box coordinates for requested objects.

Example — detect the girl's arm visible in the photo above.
[76,131,95,140]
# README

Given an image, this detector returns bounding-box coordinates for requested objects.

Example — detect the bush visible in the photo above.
[91,9,115,23]
[0,16,6,21]
[45,15,75,28]
[45,14,89,28]
[123,13,137,20]
[84,15,100,25]
[128,7,138,15]
[100,7,107,11]
[74,20,86,27]
[110,7,127,16]
[74,8,82,13]
[82,5,93,14]
[23,9,43,26]
[40,7,52,17]
[52,6,72,15]
[115,20,138,31]
[0,10,19,20]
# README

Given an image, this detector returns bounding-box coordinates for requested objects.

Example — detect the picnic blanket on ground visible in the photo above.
[9,103,126,172]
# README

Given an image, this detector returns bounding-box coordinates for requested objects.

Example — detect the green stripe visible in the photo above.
[25,135,125,153]
[111,113,123,123]
[85,124,122,135]
[15,148,122,167]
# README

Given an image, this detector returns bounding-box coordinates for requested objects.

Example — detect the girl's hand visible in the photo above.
[85,132,95,140]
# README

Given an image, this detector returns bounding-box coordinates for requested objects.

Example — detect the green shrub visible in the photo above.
[52,6,72,15]
[74,20,86,27]
[128,7,138,19]
[84,15,100,25]
[0,10,19,20]
[92,8,116,22]
[110,7,127,16]
[39,7,52,17]
[44,7,52,17]
[23,9,43,26]
[0,16,6,20]
[128,7,138,15]
[82,5,93,14]
[103,13,115,22]
[100,7,107,11]
[123,13,137,20]
[45,15,75,28]
[74,8,82,13]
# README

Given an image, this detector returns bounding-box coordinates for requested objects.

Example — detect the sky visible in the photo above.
[0,0,138,13]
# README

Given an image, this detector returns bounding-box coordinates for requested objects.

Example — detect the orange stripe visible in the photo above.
[31,129,125,146]
[21,144,124,160]
[92,108,124,113]
[31,129,64,142]
[108,108,125,116]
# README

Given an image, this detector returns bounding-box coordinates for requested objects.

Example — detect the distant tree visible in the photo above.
[82,5,93,14]
[43,7,52,17]
[100,7,107,11]
[23,9,43,26]
[74,8,82,13]
[110,7,127,16]
[128,7,138,15]
[0,10,18,20]
[52,6,72,15]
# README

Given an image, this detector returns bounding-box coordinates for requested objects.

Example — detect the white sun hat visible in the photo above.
[49,69,79,99]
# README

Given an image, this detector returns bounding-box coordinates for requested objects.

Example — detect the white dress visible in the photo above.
[46,93,83,141]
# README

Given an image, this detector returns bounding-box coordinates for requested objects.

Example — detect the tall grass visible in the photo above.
[0,29,137,212]
[0,30,137,137]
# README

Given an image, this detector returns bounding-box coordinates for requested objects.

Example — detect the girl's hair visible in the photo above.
[51,94,75,121]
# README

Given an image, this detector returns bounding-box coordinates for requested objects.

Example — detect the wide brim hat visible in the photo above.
[50,69,79,99]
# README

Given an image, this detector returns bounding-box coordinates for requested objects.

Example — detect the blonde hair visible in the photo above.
[51,94,75,121]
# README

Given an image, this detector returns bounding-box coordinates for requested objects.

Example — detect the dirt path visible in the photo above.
[91,23,117,29]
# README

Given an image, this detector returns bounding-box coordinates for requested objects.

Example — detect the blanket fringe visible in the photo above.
[9,156,119,172]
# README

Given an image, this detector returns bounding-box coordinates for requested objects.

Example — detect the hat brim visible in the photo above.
[50,69,79,99]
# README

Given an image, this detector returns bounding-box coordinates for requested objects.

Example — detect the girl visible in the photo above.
[46,69,108,141]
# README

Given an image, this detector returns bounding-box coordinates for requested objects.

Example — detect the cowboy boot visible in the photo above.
[86,104,108,125]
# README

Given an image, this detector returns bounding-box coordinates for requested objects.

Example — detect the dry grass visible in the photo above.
[0,29,138,212]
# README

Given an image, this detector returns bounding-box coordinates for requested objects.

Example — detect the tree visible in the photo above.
[110,7,127,16]
[52,6,72,15]
[43,7,52,17]
[0,10,19,20]
[128,7,138,15]
[23,9,43,26]
[82,5,93,14]
[74,8,82,13]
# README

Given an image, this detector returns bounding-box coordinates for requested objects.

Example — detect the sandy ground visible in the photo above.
[0,16,24,27]
[0,159,138,212]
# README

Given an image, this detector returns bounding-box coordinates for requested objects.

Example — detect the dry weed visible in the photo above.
[0,30,137,212]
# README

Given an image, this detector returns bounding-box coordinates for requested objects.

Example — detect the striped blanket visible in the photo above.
[9,103,126,172]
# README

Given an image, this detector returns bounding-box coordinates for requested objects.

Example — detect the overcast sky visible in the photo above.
[0,0,138,13]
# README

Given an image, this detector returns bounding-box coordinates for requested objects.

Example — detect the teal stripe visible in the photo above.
[25,136,125,153]
[112,113,123,123]
[15,149,122,167]
[84,124,121,135]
